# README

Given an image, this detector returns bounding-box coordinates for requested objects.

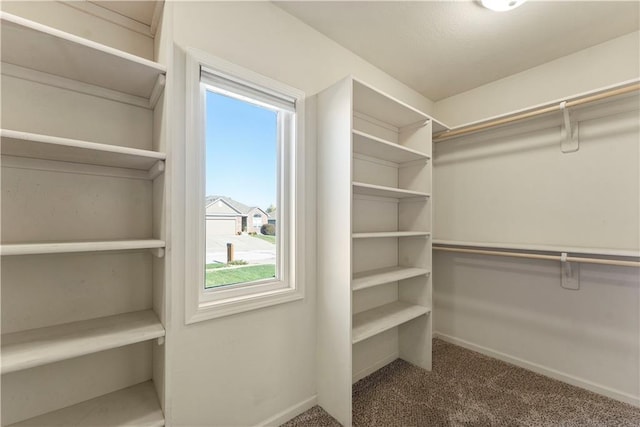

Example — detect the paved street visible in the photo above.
[206,234,276,265]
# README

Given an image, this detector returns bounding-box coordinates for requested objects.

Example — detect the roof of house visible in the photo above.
[206,196,251,214]
[205,196,268,216]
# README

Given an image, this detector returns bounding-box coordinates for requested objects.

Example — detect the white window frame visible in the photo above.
[184,48,305,323]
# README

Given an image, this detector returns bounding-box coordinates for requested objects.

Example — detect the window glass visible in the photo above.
[204,91,278,289]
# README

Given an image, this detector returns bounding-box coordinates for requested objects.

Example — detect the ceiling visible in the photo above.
[275,1,640,101]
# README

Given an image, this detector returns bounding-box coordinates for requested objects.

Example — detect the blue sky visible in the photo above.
[205,91,277,210]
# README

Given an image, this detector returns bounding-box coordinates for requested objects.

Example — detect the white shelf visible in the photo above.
[352,130,429,164]
[352,301,431,344]
[0,12,166,104]
[8,381,164,427]
[352,266,430,291]
[1,310,165,374]
[353,79,429,128]
[1,129,166,174]
[353,181,430,199]
[0,239,165,256]
[352,231,430,239]
[431,118,449,135]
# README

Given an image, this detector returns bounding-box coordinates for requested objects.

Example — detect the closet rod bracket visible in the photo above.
[560,101,579,153]
[560,252,580,290]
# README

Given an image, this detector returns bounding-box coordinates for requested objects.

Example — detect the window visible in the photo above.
[204,90,278,289]
[252,214,263,229]
[185,49,305,323]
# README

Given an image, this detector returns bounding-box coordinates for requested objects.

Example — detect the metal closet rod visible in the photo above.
[433,82,640,141]
[433,245,640,268]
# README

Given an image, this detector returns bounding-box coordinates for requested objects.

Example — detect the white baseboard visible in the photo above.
[434,332,640,407]
[352,352,399,384]
[256,395,318,427]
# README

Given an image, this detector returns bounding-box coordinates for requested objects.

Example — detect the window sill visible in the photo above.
[185,285,303,324]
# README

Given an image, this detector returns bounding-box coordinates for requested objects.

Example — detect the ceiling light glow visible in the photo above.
[480,0,527,12]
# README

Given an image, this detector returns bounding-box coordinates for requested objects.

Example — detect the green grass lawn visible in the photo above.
[206,264,276,288]
[251,234,276,244]
[206,262,227,269]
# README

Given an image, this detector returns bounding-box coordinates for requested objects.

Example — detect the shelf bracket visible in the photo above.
[157,336,165,346]
[560,252,580,290]
[151,247,165,258]
[148,160,165,180]
[149,74,166,109]
[560,101,579,153]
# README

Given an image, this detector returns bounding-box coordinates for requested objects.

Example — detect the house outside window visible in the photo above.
[185,49,305,323]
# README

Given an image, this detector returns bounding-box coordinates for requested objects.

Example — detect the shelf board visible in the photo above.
[1,310,165,374]
[352,301,430,344]
[0,239,165,256]
[9,381,164,427]
[353,181,430,199]
[353,79,430,128]
[431,118,449,135]
[352,231,431,239]
[1,129,166,172]
[352,266,430,291]
[352,130,429,164]
[1,12,166,101]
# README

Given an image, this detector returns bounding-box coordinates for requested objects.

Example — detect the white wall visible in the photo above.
[173,1,434,116]
[434,97,640,250]
[434,252,640,404]
[434,31,640,127]
[164,2,434,426]
[432,33,640,405]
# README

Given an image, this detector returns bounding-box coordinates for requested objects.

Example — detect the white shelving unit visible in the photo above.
[317,77,434,425]
[1,12,167,427]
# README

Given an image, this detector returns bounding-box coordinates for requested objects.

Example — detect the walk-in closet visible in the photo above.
[1,1,639,426]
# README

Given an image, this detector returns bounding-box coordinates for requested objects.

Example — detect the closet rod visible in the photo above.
[433,82,640,141]
[433,246,640,268]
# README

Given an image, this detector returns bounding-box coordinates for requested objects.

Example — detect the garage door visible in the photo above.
[206,218,236,236]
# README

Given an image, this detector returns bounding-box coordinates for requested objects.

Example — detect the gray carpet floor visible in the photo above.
[282,338,640,426]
